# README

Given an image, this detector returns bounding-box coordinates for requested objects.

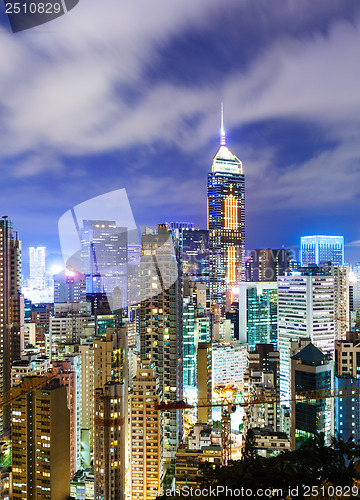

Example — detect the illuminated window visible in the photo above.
[224,194,238,229]
[227,246,236,282]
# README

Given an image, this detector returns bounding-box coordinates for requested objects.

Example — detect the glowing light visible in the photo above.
[349,270,356,283]
[220,102,226,146]
[224,194,238,230]
[65,267,75,277]
[51,265,63,275]
[231,287,239,295]
[227,246,236,283]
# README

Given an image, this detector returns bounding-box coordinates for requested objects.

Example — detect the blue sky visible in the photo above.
[1,0,360,268]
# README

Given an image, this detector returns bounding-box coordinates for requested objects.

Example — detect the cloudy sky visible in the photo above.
[1,0,360,268]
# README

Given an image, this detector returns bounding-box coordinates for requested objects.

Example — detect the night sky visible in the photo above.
[1,0,360,270]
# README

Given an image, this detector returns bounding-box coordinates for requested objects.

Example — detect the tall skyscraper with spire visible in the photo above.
[207,106,245,311]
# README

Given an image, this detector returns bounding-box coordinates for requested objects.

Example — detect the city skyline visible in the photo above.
[0,1,360,264]
[1,2,360,498]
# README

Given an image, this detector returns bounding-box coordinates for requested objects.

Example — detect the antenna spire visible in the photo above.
[220,102,226,146]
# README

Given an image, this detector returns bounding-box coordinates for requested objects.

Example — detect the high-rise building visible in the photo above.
[0,218,24,437]
[183,295,196,388]
[93,327,128,500]
[335,337,360,379]
[77,342,94,469]
[183,280,212,389]
[11,378,70,499]
[247,344,280,392]
[246,249,291,282]
[49,302,90,359]
[197,342,212,425]
[130,360,161,500]
[207,113,245,311]
[29,246,46,289]
[239,282,277,348]
[243,345,280,433]
[80,220,128,308]
[54,269,87,303]
[179,228,209,284]
[93,327,128,390]
[212,342,247,391]
[243,372,279,434]
[334,376,360,444]
[140,225,183,461]
[290,343,333,449]
[300,235,344,266]
[330,265,350,340]
[277,275,335,401]
[351,263,360,314]
[94,381,127,500]
[334,338,360,443]
[31,303,53,356]
[53,356,82,475]
[226,302,239,340]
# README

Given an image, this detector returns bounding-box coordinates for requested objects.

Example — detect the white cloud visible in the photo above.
[0,1,358,156]
[0,0,359,214]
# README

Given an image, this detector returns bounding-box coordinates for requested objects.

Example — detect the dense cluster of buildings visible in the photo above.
[0,124,359,499]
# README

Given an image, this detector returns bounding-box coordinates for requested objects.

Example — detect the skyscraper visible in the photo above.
[246,248,291,282]
[130,360,161,500]
[277,275,335,401]
[80,220,128,308]
[178,228,209,284]
[0,218,24,437]
[29,246,46,289]
[11,378,70,499]
[290,343,333,449]
[331,265,350,340]
[140,225,183,461]
[207,109,245,311]
[239,282,277,348]
[93,327,128,500]
[197,342,212,425]
[54,269,87,303]
[94,382,127,500]
[300,235,344,266]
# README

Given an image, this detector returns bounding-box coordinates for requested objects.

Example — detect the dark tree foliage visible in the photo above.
[156,433,360,500]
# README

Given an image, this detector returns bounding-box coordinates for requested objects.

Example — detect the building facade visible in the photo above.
[290,343,333,449]
[239,282,277,348]
[11,379,70,499]
[277,275,335,401]
[130,361,161,500]
[29,247,46,290]
[140,225,183,461]
[207,130,245,311]
[80,220,128,309]
[301,235,344,266]
[246,248,291,282]
[0,218,24,437]
[94,382,127,500]
[54,269,87,303]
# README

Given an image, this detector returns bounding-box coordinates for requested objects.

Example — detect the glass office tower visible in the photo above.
[301,235,344,266]
[207,122,245,311]
[239,282,277,348]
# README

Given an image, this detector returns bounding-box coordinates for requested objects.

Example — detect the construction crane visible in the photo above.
[156,385,360,465]
[0,371,57,409]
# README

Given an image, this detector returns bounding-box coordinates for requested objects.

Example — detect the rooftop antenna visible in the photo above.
[220,102,226,146]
